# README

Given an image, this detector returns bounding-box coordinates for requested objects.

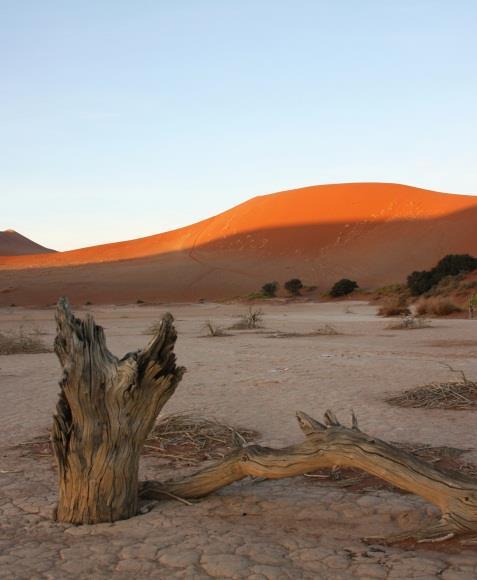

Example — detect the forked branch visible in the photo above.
[141,411,477,543]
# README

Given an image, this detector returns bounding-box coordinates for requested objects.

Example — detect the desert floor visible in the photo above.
[1,300,477,579]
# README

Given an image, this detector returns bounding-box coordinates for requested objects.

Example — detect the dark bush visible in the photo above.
[433,254,477,279]
[407,270,434,296]
[284,278,304,296]
[262,281,278,297]
[407,254,477,296]
[330,278,358,297]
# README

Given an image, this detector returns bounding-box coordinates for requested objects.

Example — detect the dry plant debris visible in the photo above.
[229,308,264,330]
[142,413,258,465]
[142,321,164,335]
[267,324,340,338]
[202,320,229,337]
[386,380,477,409]
[0,328,51,355]
[386,315,431,330]
[17,413,259,466]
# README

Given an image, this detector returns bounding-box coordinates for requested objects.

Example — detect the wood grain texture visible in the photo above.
[52,298,185,524]
[141,410,477,543]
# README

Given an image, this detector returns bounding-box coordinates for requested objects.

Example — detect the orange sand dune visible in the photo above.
[1,183,477,305]
[0,230,55,257]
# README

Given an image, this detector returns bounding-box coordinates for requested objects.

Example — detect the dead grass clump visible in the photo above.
[386,315,431,330]
[230,307,264,330]
[144,413,258,465]
[0,328,51,355]
[143,321,164,335]
[202,320,229,337]
[18,413,259,465]
[377,303,411,317]
[386,375,477,410]
[267,324,341,338]
[415,297,462,317]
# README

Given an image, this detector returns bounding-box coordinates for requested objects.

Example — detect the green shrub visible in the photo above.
[261,281,278,297]
[330,278,358,297]
[407,254,477,296]
[284,278,303,296]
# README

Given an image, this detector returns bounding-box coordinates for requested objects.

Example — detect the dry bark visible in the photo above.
[141,411,477,543]
[52,298,185,524]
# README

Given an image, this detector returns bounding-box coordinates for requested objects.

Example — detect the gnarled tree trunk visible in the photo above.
[52,298,184,524]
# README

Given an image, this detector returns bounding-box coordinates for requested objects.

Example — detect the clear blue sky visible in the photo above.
[2,1,476,250]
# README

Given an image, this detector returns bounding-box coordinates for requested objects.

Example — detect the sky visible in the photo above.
[1,1,476,251]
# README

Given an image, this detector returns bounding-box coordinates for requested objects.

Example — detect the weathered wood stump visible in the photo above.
[52,298,184,524]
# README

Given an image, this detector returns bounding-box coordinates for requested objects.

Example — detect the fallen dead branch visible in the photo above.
[141,410,477,544]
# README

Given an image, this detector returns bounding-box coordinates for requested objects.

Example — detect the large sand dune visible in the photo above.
[1,183,477,305]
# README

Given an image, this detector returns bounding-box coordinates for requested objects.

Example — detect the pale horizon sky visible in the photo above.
[2,1,477,251]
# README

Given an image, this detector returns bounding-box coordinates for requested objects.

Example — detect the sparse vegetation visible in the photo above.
[0,328,51,355]
[386,380,477,410]
[407,254,477,296]
[230,307,264,329]
[202,320,228,337]
[143,320,163,335]
[330,278,358,297]
[267,324,340,338]
[377,298,411,317]
[415,297,462,317]
[386,315,431,330]
[261,281,279,298]
[144,413,258,465]
[284,278,303,296]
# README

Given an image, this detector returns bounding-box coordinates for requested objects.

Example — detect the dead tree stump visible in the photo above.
[52,298,184,524]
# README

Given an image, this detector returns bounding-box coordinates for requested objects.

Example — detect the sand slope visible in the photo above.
[1,183,477,305]
[0,230,55,256]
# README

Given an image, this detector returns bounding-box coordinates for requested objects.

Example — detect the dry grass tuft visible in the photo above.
[0,328,51,355]
[386,315,431,330]
[18,413,259,465]
[377,302,411,317]
[415,297,462,317]
[230,307,264,330]
[202,320,229,337]
[144,413,258,465]
[267,324,341,338]
[143,321,164,335]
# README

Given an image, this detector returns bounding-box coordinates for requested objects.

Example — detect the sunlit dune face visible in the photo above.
[1,182,477,269]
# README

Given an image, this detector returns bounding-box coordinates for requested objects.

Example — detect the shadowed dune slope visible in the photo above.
[0,230,56,256]
[1,183,477,305]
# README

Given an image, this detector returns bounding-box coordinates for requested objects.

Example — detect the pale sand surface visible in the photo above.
[1,301,477,578]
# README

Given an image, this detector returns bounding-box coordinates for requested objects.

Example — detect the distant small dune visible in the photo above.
[0,229,56,256]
